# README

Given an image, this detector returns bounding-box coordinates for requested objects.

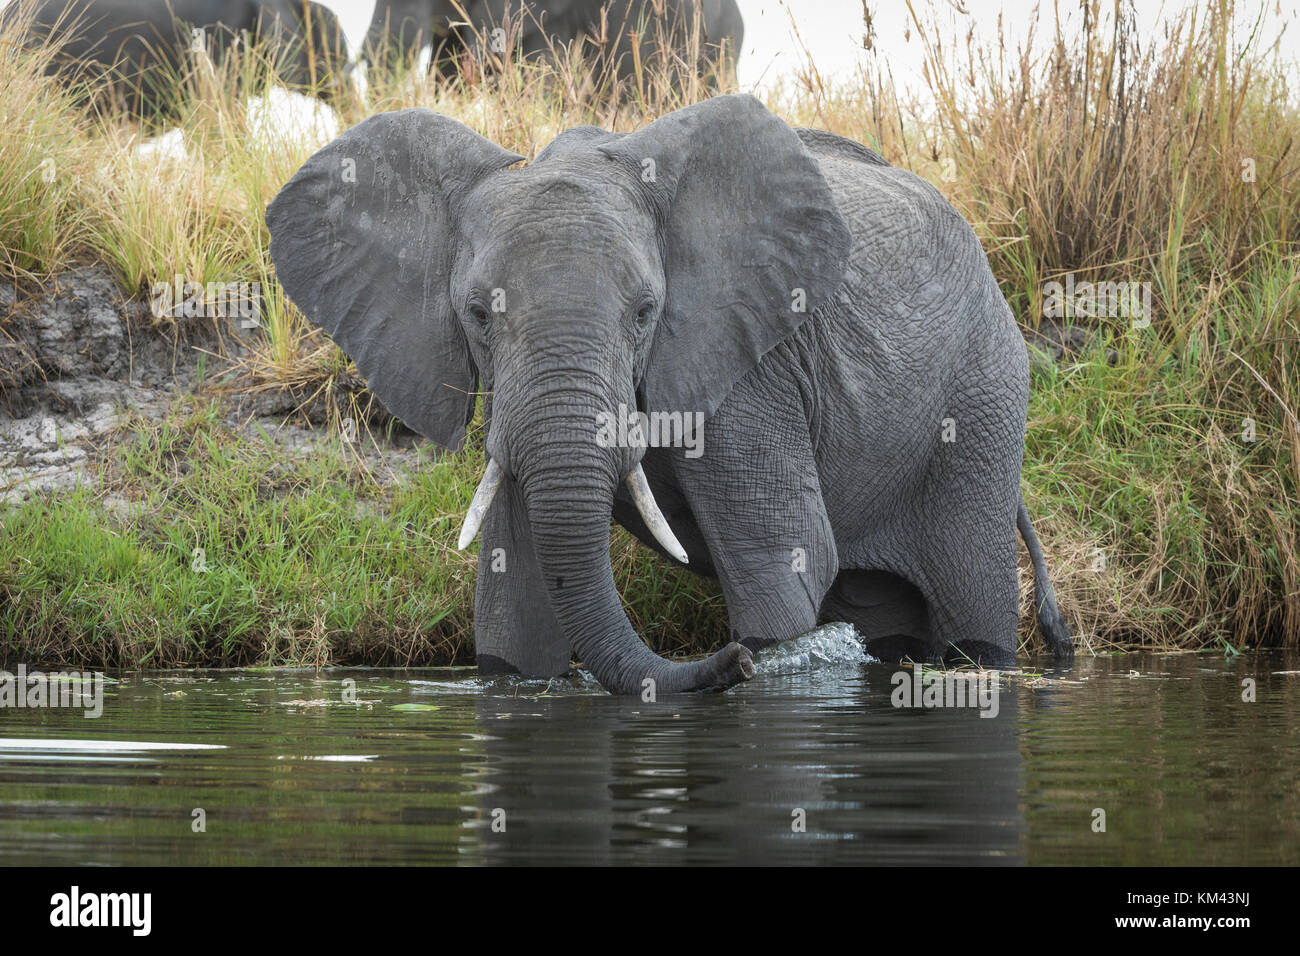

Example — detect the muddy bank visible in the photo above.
[1,266,432,503]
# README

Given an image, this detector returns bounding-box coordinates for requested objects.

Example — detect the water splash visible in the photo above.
[523,625,872,690]
[481,670,608,697]
[752,622,873,676]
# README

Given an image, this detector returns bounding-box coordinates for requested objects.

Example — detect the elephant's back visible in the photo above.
[796,127,890,168]
[799,127,1006,357]
[15,0,262,42]
[796,125,1023,471]
[794,128,1029,534]
[13,0,235,60]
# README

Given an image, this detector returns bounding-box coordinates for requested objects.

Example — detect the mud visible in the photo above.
[0,266,427,503]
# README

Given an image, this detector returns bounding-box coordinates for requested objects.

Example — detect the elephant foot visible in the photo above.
[475,654,520,676]
[942,640,1015,669]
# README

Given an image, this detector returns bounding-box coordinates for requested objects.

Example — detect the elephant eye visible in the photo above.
[633,298,656,326]
[466,302,490,328]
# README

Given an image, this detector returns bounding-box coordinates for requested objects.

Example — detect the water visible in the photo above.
[1,628,1297,865]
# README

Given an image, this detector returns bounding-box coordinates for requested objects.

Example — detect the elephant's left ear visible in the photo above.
[598,94,851,421]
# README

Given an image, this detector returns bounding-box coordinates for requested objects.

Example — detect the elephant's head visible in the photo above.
[266,94,850,693]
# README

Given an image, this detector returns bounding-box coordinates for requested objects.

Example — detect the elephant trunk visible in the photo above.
[500,399,753,695]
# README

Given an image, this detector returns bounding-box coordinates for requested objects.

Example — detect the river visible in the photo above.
[1,628,1296,865]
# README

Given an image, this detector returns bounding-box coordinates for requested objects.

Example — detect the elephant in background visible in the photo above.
[3,0,350,119]
[362,0,742,86]
[266,94,1073,695]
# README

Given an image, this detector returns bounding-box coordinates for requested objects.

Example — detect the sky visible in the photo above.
[729,0,1300,94]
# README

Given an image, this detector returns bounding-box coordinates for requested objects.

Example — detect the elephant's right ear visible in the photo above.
[266,108,522,450]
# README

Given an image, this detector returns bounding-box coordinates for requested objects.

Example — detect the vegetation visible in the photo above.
[0,0,1295,667]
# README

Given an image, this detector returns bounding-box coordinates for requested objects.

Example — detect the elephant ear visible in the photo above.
[597,94,851,421]
[266,108,522,450]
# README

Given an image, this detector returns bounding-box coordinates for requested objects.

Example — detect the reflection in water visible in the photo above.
[464,667,1023,864]
[0,650,1296,864]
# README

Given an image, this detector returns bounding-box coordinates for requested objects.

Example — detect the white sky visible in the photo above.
[729,0,1299,95]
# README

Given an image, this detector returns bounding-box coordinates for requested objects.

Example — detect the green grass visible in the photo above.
[1020,248,1300,650]
[0,401,724,666]
[0,0,1296,666]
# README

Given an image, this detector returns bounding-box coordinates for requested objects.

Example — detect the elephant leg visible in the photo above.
[473,474,571,677]
[903,422,1024,668]
[669,365,839,651]
[820,568,934,662]
[921,322,1029,667]
[912,516,1020,668]
[834,507,1017,668]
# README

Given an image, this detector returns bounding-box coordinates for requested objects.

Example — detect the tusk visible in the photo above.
[625,464,689,564]
[457,458,503,550]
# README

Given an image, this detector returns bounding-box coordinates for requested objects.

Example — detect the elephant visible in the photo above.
[361,0,742,85]
[265,94,1074,696]
[3,0,350,119]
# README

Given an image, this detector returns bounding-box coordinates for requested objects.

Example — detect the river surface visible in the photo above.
[1,628,1297,865]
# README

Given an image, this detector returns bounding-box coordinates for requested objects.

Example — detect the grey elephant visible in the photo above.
[362,0,742,83]
[266,94,1073,695]
[4,0,350,118]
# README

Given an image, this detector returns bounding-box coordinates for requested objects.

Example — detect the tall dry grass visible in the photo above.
[0,6,90,279]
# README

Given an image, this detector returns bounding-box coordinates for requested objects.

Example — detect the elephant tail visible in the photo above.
[1016,497,1074,661]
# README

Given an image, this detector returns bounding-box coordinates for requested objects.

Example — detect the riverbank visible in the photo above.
[0,264,728,666]
[1,1,1296,667]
